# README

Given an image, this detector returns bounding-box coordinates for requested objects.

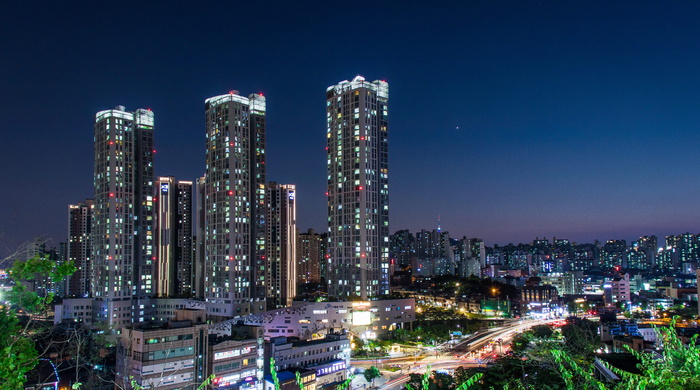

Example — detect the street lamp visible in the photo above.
[491,288,500,317]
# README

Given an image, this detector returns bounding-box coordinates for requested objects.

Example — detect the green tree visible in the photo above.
[509,331,534,355]
[551,318,700,390]
[1,255,75,389]
[432,372,454,390]
[404,367,482,390]
[364,365,382,387]
[530,325,554,339]
[561,317,599,358]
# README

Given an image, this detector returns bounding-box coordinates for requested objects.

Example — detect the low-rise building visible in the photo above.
[116,311,209,389]
[209,324,265,390]
[212,299,414,340]
[117,310,264,390]
[265,333,350,388]
[264,369,317,390]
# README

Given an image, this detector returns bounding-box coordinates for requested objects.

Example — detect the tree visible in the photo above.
[403,367,482,390]
[509,332,534,355]
[530,325,554,339]
[364,366,382,387]
[432,372,455,390]
[561,317,599,358]
[1,254,76,388]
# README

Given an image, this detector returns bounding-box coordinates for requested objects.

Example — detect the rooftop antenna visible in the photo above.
[437,215,441,233]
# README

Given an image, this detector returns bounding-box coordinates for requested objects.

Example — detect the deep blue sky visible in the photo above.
[2,1,700,255]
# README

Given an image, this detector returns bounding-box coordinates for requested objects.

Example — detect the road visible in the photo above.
[351,318,560,390]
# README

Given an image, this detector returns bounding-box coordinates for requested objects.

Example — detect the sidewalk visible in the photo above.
[351,369,404,390]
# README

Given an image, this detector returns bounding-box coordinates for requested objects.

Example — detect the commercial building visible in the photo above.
[116,310,209,389]
[116,309,264,390]
[92,106,155,326]
[209,324,265,390]
[266,333,350,389]
[264,369,316,390]
[223,298,415,340]
[266,182,297,309]
[203,92,267,320]
[326,76,389,299]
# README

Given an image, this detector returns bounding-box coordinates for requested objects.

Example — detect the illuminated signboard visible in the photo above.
[352,311,371,326]
[214,373,241,387]
[352,301,371,309]
[161,183,169,194]
[214,349,241,360]
[316,361,346,376]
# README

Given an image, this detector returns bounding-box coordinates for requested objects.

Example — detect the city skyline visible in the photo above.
[5,2,700,255]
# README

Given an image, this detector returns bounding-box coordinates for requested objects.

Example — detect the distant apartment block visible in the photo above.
[297,229,325,285]
[154,176,194,297]
[67,199,93,297]
[266,182,297,309]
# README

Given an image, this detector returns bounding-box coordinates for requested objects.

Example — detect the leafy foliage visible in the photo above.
[364,365,382,385]
[404,366,482,390]
[1,255,75,389]
[475,316,700,390]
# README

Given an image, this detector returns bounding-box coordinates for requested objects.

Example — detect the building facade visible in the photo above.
[117,321,208,390]
[67,199,94,297]
[266,182,297,309]
[155,176,194,297]
[227,298,415,340]
[266,333,350,388]
[92,106,155,325]
[297,229,325,285]
[326,76,389,299]
[204,92,267,319]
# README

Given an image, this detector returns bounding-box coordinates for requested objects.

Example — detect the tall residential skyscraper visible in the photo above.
[67,199,94,297]
[326,76,389,299]
[297,228,325,285]
[154,176,193,297]
[194,176,206,300]
[92,106,155,325]
[204,92,267,319]
[266,182,297,309]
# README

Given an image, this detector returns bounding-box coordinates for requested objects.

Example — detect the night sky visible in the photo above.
[2,1,700,256]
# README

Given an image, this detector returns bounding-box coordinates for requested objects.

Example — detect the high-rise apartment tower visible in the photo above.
[326,76,389,299]
[204,92,267,319]
[154,176,193,297]
[266,182,297,309]
[297,228,325,285]
[67,199,94,297]
[92,106,155,325]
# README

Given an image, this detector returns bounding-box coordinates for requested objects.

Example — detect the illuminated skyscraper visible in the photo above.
[297,228,325,285]
[326,76,389,299]
[154,176,193,297]
[204,92,267,319]
[266,182,297,309]
[92,106,155,325]
[67,199,93,297]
